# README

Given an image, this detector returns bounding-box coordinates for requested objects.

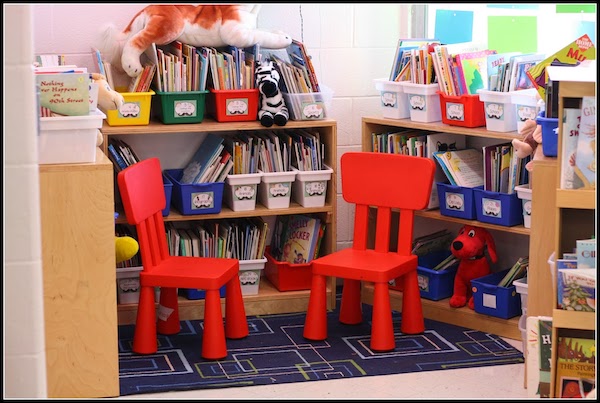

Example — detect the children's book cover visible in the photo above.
[560,106,583,189]
[281,214,320,264]
[574,95,596,189]
[537,317,553,398]
[486,51,520,91]
[36,71,90,116]
[455,49,497,95]
[576,238,596,269]
[526,34,596,101]
[554,330,596,398]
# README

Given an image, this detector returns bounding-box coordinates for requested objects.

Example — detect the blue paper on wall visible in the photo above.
[434,9,473,45]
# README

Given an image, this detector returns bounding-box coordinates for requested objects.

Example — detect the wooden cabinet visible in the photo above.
[101,118,338,324]
[548,79,596,398]
[360,116,531,340]
[39,149,119,398]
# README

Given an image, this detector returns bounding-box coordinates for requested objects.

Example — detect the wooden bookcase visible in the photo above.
[101,118,338,324]
[360,116,530,340]
[548,79,596,398]
[39,149,119,398]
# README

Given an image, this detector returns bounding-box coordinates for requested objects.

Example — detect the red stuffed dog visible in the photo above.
[449,225,497,309]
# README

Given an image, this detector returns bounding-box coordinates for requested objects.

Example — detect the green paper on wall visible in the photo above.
[487,16,537,54]
[556,4,596,14]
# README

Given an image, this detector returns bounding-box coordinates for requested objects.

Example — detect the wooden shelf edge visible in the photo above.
[416,209,531,235]
[552,309,596,330]
[361,283,521,340]
[556,189,596,209]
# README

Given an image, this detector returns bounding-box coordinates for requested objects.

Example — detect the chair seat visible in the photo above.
[312,248,417,283]
[140,256,239,289]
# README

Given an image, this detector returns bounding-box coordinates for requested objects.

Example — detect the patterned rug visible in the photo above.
[118,300,524,396]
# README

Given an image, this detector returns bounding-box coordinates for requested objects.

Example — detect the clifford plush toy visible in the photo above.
[449,225,497,310]
[99,4,292,78]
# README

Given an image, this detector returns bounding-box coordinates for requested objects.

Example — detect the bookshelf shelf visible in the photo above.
[549,79,596,398]
[102,118,338,323]
[361,115,529,340]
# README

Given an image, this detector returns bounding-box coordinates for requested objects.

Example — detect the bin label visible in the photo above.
[191,191,215,209]
[516,104,537,122]
[302,102,325,119]
[234,184,256,200]
[240,270,259,286]
[226,98,249,116]
[119,102,141,118]
[408,94,427,111]
[268,182,290,198]
[304,181,326,196]
[445,192,465,212]
[481,197,503,218]
[418,274,430,292]
[445,102,465,121]
[485,102,504,120]
[381,91,397,108]
[174,100,197,117]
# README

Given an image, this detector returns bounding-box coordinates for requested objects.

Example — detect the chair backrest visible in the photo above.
[340,152,435,255]
[117,157,170,270]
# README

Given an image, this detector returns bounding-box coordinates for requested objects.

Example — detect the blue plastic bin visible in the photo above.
[416,250,459,301]
[162,173,173,216]
[473,188,523,227]
[471,269,522,319]
[164,169,224,215]
[537,111,558,157]
[436,183,481,220]
[183,286,226,300]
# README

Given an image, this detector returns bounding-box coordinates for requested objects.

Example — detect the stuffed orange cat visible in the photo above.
[100,4,292,77]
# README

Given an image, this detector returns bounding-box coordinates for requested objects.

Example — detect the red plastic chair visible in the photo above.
[303,152,435,352]
[117,157,248,360]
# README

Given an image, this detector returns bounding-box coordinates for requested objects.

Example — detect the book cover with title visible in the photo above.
[36,71,90,116]
[574,96,596,189]
[280,214,320,264]
[554,330,596,398]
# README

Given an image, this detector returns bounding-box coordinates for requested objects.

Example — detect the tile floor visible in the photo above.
[117,338,529,399]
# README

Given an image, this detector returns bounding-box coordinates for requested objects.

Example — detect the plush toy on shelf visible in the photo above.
[91,72,124,114]
[115,230,139,264]
[449,225,497,310]
[99,4,292,78]
[511,117,547,172]
[256,60,289,127]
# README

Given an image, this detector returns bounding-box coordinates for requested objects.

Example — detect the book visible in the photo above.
[576,238,596,269]
[280,214,321,264]
[560,104,583,189]
[180,133,225,184]
[36,71,90,116]
[537,317,553,398]
[526,34,596,102]
[425,132,466,208]
[486,52,520,91]
[433,149,484,188]
[554,330,596,398]
[573,95,596,189]
[498,256,528,287]
[507,53,545,92]
[557,267,596,312]
[498,144,512,194]
[454,49,497,95]
[525,315,552,398]
[411,229,453,256]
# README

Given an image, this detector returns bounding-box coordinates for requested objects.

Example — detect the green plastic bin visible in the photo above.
[153,90,208,124]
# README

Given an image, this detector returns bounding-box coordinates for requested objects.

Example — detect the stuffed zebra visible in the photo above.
[255,60,289,127]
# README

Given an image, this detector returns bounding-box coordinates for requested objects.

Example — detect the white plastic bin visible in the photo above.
[400,82,442,123]
[224,172,262,211]
[239,258,267,295]
[38,109,106,164]
[292,165,333,207]
[373,78,410,119]
[477,90,517,132]
[282,85,333,120]
[515,183,532,228]
[511,88,539,133]
[116,266,160,304]
[258,170,296,209]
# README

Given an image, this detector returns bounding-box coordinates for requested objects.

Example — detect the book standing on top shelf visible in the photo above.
[573,95,596,189]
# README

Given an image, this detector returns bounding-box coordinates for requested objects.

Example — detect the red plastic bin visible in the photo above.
[264,248,312,291]
[437,92,486,128]
[208,88,259,122]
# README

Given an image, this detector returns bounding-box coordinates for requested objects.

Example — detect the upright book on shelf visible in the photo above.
[433,149,484,188]
[560,103,583,189]
[36,71,90,116]
[573,95,596,189]
[554,329,596,398]
[180,133,225,184]
[454,49,497,95]
[280,214,321,264]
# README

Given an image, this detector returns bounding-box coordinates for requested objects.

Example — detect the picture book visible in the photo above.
[526,34,596,102]
[557,268,596,312]
[280,214,320,264]
[455,49,497,95]
[486,52,520,91]
[425,133,466,208]
[574,96,596,189]
[433,149,484,188]
[498,144,512,194]
[560,105,583,189]
[576,238,596,269]
[525,315,552,398]
[537,317,553,398]
[36,71,90,116]
[180,133,225,184]
[508,53,545,92]
[554,330,596,398]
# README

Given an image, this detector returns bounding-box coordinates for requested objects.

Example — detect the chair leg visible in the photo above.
[400,270,425,334]
[303,273,328,341]
[339,279,362,325]
[371,281,395,352]
[225,275,249,339]
[133,286,158,354]
[202,288,227,360]
[157,287,180,335]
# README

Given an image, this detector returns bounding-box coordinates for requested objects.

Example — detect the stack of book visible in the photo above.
[270,214,325,264]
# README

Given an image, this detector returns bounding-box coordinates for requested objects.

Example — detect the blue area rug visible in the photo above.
[118,299,524,396]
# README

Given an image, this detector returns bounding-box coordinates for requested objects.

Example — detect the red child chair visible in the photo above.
[303,152,435,351]
[117,157,248,360]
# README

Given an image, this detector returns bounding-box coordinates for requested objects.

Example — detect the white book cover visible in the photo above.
[560,107,583,189]
[574,96,596,189]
